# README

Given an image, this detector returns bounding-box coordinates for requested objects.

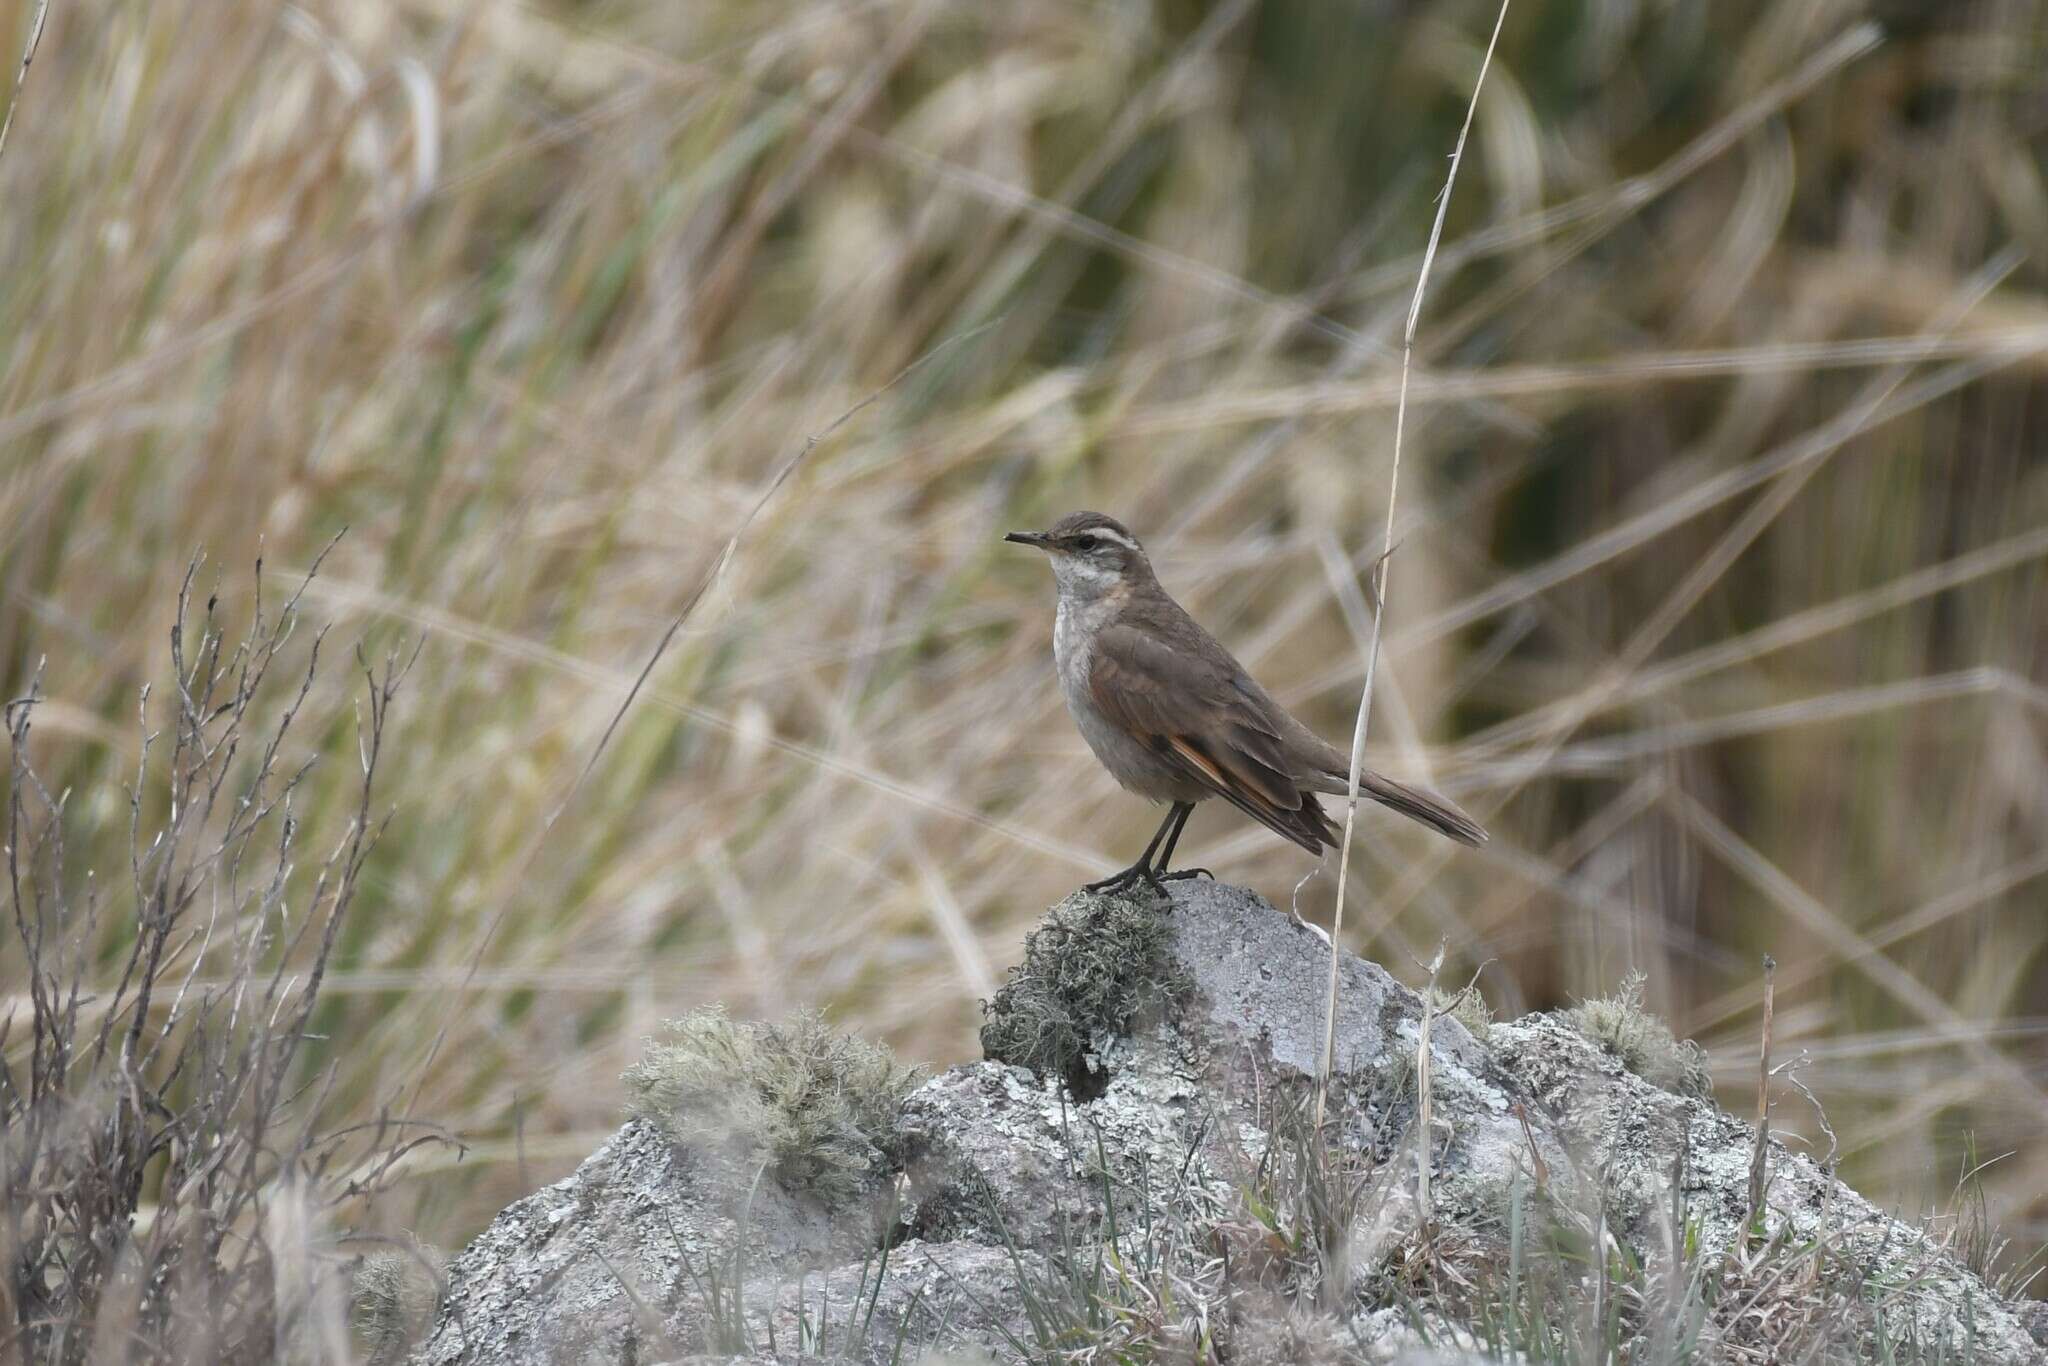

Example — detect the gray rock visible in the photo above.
[1492,1013,2044,1362]
[412,880,2043,1365]
[903,882,1580,1281]
[409,1119,847,1364]
[736,1239,1038,1363]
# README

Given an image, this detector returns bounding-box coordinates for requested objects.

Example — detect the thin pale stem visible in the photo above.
[1317,0,1513,1128]
[0,0,50,168]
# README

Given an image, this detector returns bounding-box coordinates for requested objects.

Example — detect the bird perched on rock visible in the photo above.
[1007,511,1484,892]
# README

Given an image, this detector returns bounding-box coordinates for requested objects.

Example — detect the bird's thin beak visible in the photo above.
[1004,530,1051,548]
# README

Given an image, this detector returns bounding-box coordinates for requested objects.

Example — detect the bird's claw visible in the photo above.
[1084,865,1169,898]
[1160,867,1213,882]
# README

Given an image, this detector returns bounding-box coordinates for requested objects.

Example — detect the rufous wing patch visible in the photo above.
[1165,735,1229,790]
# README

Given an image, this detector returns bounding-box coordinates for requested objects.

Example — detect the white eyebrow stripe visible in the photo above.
[1084,527,1140,552]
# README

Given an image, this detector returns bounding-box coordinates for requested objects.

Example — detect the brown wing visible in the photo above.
[1088,623,1335,855]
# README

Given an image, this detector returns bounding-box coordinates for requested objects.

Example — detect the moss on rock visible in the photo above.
[978,888,1187,1096]
[623,1005,918,1203]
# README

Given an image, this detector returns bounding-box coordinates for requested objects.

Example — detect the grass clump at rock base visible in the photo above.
[979,889,1189,1097]
[352,1241,448,1366]
[990,1147,2017,1366]
[1426,982,1495,1044]
[1565,970,1712,1099]
[625,1006,919,1203]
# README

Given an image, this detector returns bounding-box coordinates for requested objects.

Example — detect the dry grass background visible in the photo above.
[1,0,2044,1276]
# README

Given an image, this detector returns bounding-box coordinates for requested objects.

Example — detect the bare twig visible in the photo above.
[1,549,418,1362]
[1777,1052,1839,1173]
[1511,1102,1549,1192]
[1746,954,1776,1232]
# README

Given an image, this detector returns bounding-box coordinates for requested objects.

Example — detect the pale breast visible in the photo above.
[1052,596,1205,802]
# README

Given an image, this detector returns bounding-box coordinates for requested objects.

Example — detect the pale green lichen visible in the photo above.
[979,889,1187,1096]
[1565,970,1712,1098]
[624,1006,918,1203]
[352,1241,446,1366]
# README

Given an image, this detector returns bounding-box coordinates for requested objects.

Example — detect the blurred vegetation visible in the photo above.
[625,1005,917,1203]
[0,0,2043,1274]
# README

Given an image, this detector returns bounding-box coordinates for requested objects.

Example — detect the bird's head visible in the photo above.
[1005,511,1152,602]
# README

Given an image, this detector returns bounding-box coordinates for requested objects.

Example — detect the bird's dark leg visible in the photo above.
[1084,804,1184,894]
[1155,802,1212,881]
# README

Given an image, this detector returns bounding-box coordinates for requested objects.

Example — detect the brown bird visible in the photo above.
[1007,511,1485,892]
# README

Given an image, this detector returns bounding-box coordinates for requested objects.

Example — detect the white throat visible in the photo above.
[1049,554,1122,603]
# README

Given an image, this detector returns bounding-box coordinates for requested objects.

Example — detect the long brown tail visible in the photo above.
[1357,771,1488,846]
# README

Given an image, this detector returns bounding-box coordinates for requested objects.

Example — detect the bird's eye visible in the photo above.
[1074,535,1100,552]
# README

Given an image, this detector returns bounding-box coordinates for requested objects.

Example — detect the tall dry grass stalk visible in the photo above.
[1318,0,1513,1134]
[0,0,2042,1274]
[0,0,45,165]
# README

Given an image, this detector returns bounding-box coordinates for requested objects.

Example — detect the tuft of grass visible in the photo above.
[1565,971,1713,1099]
[978,889,1188,1097]
[352,1241,448,1366]
[624,1005,919,1204]
[1427,982,1495,1045]
[1942,1137,2044,1304]
[964,1115,1216,1364]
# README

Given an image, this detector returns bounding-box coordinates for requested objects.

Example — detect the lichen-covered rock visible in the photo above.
[906,880,1581,1278]
[1492,1012,2042,1361]
[409,1120,848,1364]
[737,1239,1040,1362]
[412,880,2043,1365]
[978,889,1187,1095]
